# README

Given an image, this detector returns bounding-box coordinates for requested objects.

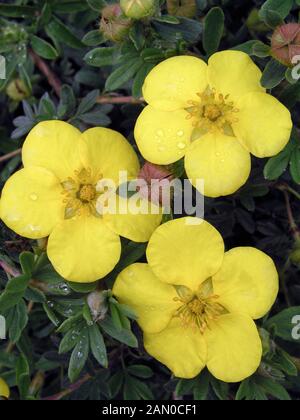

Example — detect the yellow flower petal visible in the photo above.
[81,127,140,183]
[134,106,193,165]
[208,50,265,101]
[22,120,83,181]
[0,378,10,399]
[113,263,179,334]
[144,318,207,379]
[213,247,279,320]
[146,217,224,290]
[47,216,121,283]
[185,133,251,198]
[143,55,208,111]
[0,167,63,239]
[103,195,162,243]
[205,313,262,383]
[233,92,292,158]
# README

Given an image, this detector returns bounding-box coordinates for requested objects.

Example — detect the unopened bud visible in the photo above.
[120,0,157,20]
[290,239,300,264]
[138,162,174,206]
[87,290,109,321]
[271,23,300,67]
[6,79,30,101]
[100,4,132,42]
[166,0,197,18]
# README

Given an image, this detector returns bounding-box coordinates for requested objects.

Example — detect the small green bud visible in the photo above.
[6,79,30,101]
[290,241,300,264]
[120,0,157,20]
[100,4,132,43]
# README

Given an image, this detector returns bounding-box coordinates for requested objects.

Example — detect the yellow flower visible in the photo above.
[0,377,10,399]
[134,51,292,198]
[113,217,279,382]
[0,121,162,283]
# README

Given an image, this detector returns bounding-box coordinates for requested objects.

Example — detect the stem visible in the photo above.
[42,374,91,400]
[0,148,22,163]
[29,50,62,97]
[279,258,292,307]
[282,189,300,241]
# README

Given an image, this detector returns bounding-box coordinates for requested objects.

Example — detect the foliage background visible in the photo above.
[0,0,300,400]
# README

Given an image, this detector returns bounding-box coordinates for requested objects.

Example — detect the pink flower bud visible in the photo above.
[271,23,300,67]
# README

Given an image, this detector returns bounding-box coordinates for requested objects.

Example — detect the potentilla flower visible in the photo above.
[134,51,293,198]
[113,217,279,382]
[0,377,9,399]
[0,121,162,283]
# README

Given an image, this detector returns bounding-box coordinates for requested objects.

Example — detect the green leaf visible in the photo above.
[105,58,144,91]
[68,281,97,293]
[252,41,270,58]
[46,16,84,49]
[259,9,284,28]
[84,47,117,67]
[132,63,155,98]
[82,30,105,47]
[290,148,300,184]
[16,353,30,399]
[59,323,84,354]
[100,316,138,347]
[0,4,36,17]
[76,89,99,115]
[57,85,76,118]
[87,0,106,11]
[194,371,210,400]
[265,307,300,342]
[127,365,153,379]
[203,7,225,57]
[261,59,286,89]
[43,302,60,327]
[88,324,108,367]
[259,0,293,21]
[264,149,290,180]
[20,252,35,277]
[7,300,28,343]
[257,377,291,400]
[231,40,257,55]
[52,1,89,13]
[129,24,146,50]
[68,328,89,382]
[30,35,59,60]
[154,15,180,24]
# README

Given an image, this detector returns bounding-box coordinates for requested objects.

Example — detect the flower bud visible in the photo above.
[138,162,174,207]
[120,0,157,20]
[100,4,132,42]
[6,79,30,101]
[166,0,197,19]
[87,290,109,321]
[271,23,300,67]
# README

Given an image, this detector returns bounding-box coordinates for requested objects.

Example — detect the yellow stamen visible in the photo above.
[185,86,239,140]
[173,285,225,333]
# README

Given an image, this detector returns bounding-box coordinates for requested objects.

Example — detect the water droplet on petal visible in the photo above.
[30,193,38,201]
[177,130,184,137]
[177,142,186,150]
[158,146,165,152]
[157,129,164,137]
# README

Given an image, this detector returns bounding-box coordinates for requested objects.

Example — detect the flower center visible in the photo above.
[61,168,103,219]
[173,284,225,333]
[78,184,96,202]
[185,87,239,140]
